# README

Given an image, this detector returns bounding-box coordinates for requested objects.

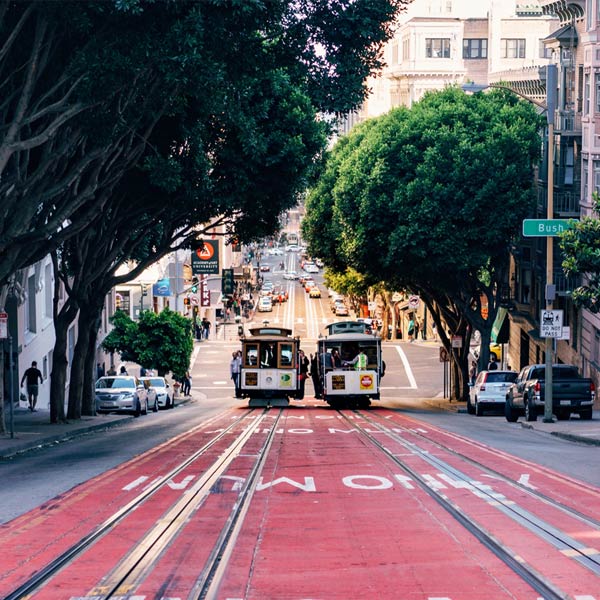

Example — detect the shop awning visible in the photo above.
[491,307,509,344]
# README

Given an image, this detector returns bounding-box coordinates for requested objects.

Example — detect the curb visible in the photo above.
[0,416,133,460]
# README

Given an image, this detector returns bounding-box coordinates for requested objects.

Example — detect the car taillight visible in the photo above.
[534,381,541,393]
[591,382,596,395]
[480,373,488,391]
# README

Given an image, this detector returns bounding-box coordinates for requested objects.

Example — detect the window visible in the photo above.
[402,38,410,61]
[565,146,574,185]
[585,72,591,115]
[539,41,552,59]
[593,160,600,194]
[44,263,52,318]
[501,38,526,59]
[426,38,450,58]
[596,73,600,113]
[26,274,37,334]
[593,328,600,367]
[583,158,589,200]
[391,42,398,65]
[463,39,487,59]
[587,0,593,30]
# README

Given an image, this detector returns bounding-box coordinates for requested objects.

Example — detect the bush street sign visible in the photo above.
[522,219,575,237]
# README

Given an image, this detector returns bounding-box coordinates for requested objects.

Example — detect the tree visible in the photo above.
[560,192,600,312]
[304,87,542,398]
[37,0,406,423]
[0,0,406,287]
[102,309,193,380]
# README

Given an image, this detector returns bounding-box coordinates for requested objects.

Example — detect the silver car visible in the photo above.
[468,370,518,416]
[95,376,149,417]
[140,376,175,409]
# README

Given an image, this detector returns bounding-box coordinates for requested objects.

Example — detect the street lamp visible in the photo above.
[464,65,558,422]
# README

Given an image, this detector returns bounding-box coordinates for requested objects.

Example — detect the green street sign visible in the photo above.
[522,219,575,237]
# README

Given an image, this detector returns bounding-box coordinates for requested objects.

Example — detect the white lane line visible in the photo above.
[394,345,418,389]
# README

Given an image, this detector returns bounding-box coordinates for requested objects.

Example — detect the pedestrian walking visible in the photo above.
[119,365,128,375]
[487,355,498,371]
[310,353,323,399]
[182,370,192,395]
[20,361,43,412]
[202,317,211,339]
[469,360,477,386]
[297,350,309,399]
[230,351,242,398]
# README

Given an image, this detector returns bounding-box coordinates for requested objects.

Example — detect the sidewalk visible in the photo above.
[425,397,600,446]
[2,398,599,460]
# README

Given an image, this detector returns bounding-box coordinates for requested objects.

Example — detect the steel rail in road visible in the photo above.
[338,409,581,600]
[196,408,283,599]
[5,409,269,600]
[365,409,600,532]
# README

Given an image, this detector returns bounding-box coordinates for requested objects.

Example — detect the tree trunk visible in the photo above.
[67,300,103,419]
[82,323,100,416]
[50,305,77,423]
[0,343,5,435]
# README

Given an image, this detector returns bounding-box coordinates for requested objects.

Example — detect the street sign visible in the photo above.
[439,347,449,362]
[540,309,563,338]
[0,312,7,339]
[451,335,462,348]
[191,239,220,275]
[522,219,575,237]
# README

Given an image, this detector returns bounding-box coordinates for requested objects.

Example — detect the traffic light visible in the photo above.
[191,276,199,293]
[222,268,234,295]
[141,284,148,296]
[183,297,190,306]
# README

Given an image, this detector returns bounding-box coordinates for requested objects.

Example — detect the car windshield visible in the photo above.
[146,378,165,387]
[96,377,135,389]
[485,372,517,383]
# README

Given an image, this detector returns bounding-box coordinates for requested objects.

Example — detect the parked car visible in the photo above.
[258,296,273,312]
[140,376,174,409]
[309,287,321,298]
[95,376,149,417]
[335,304,349,316]
[468,370,518,416]
[141,378,159,412]
[505,364,596,422]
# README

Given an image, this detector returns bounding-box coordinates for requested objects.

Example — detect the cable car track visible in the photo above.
[365,409,600,529]
[341,409,600,600]
[5,408,282,600]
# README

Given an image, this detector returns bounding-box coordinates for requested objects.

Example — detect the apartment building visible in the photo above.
[355,0,558,123]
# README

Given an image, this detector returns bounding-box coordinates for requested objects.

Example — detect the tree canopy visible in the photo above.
[303,86,542,397]
[560,192,600,313]
[102,309,193,379]
[0,0,406,287]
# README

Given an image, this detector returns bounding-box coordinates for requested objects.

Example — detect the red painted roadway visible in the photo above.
[2,406,600,599]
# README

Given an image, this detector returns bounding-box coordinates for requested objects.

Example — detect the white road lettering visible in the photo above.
[394,474,415,489]
[518,474,536,489]
[257,477,316,492]
[123,476,149,491]
[343,475,393,490]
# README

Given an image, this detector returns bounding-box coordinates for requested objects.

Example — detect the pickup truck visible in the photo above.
[505,364,595,422]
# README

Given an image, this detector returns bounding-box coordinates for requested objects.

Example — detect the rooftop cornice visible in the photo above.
[538,0,585,25]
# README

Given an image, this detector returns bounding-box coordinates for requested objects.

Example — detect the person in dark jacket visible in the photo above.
[21,361,43,412]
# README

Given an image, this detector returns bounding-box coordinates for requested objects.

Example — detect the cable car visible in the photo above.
[239,326,302,407]
[314,321,385,409]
